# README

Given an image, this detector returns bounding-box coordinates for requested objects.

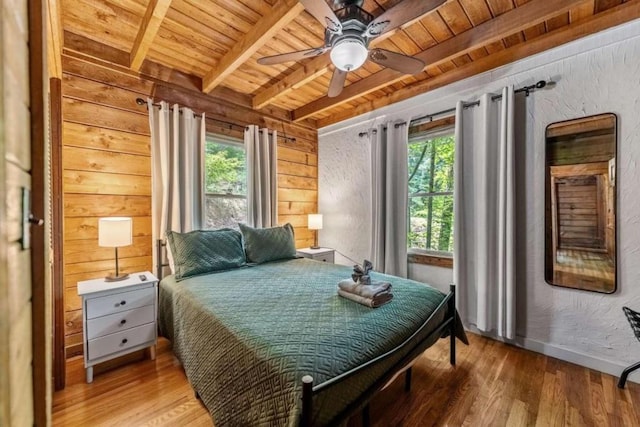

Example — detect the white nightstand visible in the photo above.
[296,247,335,264]
[77,271,158,383]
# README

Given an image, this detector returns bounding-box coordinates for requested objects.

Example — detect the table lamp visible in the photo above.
[99,217,132,282]
[308,214,323,249]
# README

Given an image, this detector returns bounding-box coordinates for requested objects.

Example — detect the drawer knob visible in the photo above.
[121,338,128,344]
[120,300,126,306]
[120,319,127,325]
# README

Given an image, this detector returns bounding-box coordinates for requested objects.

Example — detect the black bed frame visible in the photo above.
[155,240,458,427]
[301,285,456,426]
[156,239,169,280]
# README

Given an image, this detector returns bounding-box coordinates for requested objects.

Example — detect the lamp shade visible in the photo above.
[98,217,132,248]
[330,39,368,72]
[308,214,323,231]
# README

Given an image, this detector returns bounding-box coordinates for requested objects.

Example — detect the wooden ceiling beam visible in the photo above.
[47,0,63,78]
[62,31,319,132]
[317,0,640,128]
[130,0,173,71]
[252,55,331,110]
[202,0,305,93]
[293,0,590,121]
[251,1,446,110]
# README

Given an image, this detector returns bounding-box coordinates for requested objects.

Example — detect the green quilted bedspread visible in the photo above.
[158,258,466,426]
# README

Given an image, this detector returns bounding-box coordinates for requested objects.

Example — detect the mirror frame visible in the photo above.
[544,113,618,294]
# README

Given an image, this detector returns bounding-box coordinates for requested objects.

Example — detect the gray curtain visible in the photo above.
[245,125,278,228]
[370,122,409,277]
[149,101,205,272]
[454,86,516,339]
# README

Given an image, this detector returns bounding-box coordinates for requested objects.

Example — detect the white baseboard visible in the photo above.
[517,337,640,385]
[465,325,639,384]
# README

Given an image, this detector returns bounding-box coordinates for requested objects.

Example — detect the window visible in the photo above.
[408,125,455,256]
[203,135,247,229]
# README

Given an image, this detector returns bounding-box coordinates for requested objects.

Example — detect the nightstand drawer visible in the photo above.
[87,304,155,340]
[311,252,334,263]
[86,287,155,319]
[88,322,156,361]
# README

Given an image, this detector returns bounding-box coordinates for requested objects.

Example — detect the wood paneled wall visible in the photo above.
[60,56,318,359]
[0,0,35,423]
[61,56,153,359]
[547,134,615,165]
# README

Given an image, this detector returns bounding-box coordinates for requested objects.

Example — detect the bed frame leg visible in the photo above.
[362,403,370,427]
[404,367,412,392]
[301,375,313,427]
[449,284,456,366]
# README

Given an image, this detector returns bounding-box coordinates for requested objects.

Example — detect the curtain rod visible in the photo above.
[358,80,552,137]
[136,98,297,143]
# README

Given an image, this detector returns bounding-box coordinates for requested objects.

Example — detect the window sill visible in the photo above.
[408,252,453,269]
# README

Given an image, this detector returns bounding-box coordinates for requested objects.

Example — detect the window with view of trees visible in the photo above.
[408,129,455,254]
[204,135,247,229]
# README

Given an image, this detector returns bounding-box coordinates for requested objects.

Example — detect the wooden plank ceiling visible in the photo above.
[59,0,638,128]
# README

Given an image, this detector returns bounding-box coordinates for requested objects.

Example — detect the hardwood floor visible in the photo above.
[554,249,615,291]
[53,334,640,426]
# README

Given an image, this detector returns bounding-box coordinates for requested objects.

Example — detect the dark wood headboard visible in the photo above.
[156,239,170,280]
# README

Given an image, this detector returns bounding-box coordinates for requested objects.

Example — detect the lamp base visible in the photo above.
[104,273,130,282]
[310,245,321,250]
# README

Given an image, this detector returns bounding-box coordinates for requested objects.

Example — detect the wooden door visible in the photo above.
[0,0,35,421]
[556,175,603,250]
[0,0,48,424]
[550,163,609,252]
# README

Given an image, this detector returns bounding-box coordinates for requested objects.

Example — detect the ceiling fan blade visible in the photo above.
[328,68,347,97]
[257,47,329,65]
[300,0,342,34]
[364,0,446,38]
[369,49,425,74]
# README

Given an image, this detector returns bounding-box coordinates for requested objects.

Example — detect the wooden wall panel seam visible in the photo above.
[61,92,149,117]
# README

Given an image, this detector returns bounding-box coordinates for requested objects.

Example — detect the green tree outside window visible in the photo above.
[408,133,455,253]
[204,136,247,229]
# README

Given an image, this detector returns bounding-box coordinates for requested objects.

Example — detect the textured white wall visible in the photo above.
[318,130,372,267]
[407,263,453,293]
[318,20,640,379]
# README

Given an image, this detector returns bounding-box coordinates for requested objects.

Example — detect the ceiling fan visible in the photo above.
[257,0,446,97]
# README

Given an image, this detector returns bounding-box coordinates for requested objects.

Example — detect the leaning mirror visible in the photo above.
[545,113,617,293]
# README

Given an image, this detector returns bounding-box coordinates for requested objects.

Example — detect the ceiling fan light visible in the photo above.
[330,40,368,72]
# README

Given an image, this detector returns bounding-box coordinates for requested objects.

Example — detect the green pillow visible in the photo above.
[166,229,246,280]
[238,223,296,264]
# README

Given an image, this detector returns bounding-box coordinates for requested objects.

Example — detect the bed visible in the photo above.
[158,233,467,426]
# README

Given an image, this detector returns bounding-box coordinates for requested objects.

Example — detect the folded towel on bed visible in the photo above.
[338,289,394,308]
[340,260,393,307]
[338,279,392,299]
